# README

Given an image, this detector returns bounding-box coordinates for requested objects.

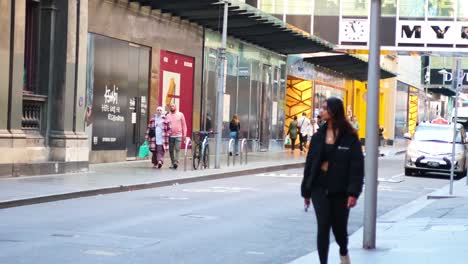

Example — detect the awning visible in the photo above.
[427,87,456,96]
[129,0,332,54]
[303,54,397,81]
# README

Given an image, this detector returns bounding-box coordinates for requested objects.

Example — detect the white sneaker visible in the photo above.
[340,254,351,264]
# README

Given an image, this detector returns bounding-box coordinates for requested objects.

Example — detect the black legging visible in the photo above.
[311,189,350,264]
[299,134,307,151]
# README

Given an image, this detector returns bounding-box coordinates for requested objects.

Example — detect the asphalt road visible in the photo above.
[0,155,452,264]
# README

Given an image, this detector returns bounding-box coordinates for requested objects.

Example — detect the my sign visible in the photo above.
[397,20,468,47]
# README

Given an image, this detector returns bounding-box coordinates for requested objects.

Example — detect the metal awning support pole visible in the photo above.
[363,0,381,250]
[214,0,229,169]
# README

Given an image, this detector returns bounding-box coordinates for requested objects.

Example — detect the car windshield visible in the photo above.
[414,126,462,143]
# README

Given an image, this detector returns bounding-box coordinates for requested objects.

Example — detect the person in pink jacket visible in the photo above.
[166,103,188,169]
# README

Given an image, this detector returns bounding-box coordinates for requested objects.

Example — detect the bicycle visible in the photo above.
[192,131,214,170]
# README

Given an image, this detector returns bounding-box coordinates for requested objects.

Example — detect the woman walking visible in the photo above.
[301,97,364,264]
[229,114,240,156]
[288,116,299,152]
[145,106,171,168]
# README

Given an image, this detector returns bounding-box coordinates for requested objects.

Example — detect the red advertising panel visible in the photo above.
[159,50,195,147]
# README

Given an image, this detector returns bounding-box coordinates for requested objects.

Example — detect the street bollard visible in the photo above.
[227,138,234,166]
[201,136,208,169]
[240,138,247,165]
[184,137,191,171]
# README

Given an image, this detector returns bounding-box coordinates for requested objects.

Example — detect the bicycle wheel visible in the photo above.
[192,144,201,170]
[202,144,210,169]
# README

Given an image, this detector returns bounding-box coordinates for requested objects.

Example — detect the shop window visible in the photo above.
[399,0,425,18]
[24,0,40,94]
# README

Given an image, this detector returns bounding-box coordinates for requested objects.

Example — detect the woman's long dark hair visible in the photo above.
[325,97,357,137]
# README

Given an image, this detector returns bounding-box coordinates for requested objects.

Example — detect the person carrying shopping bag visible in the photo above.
[145,106,171,169]
[301,97,364,264]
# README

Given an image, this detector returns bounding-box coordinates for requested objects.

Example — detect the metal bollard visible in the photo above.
[201,136,208,169]
[184,137,191,171]
[227,138,234,166]
[240,138,248,165]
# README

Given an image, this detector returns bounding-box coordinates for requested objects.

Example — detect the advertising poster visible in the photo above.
[90,35,128,150]
[160,50,194,143]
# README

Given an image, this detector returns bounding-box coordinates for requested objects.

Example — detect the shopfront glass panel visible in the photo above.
[250,61,260,140]
[204,48,218,132]
[270,66,280,140]
[399,0,425,18]
[395,82,408,138]
[225,52,239,138]
[238,57,251,139]
[315,0,339,16]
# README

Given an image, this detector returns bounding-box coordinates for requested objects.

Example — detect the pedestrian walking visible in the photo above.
[301,97,364,264]
[297,112,311,152]
[145,106,171,168]
[288,116,299,152]
[379,126,385,147]
[166,103,188,169]
[229,114,240,156]
[308,118,319,142]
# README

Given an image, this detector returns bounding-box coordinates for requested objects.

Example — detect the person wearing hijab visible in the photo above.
[145,106,171,168]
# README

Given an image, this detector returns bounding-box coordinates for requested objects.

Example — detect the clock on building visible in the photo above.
[340,18,369,43]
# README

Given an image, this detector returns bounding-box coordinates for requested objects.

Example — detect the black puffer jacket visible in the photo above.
[301,124,364,198]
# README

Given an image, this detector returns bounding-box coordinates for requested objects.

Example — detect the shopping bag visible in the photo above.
[138,141,150,158]
[285,135,291,145]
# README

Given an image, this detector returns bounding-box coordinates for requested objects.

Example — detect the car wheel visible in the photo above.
[405,168,416,176]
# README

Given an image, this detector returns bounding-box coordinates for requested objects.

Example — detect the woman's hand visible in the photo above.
[347,196,357,208]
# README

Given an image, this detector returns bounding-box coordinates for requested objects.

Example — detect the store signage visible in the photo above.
[429,69,468,85]
[397,20,468,47]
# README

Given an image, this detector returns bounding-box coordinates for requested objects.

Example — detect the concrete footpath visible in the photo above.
[0,145,405,209]
[288,177,468,264]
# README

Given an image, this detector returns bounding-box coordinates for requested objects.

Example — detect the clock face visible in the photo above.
[340,19,368,43]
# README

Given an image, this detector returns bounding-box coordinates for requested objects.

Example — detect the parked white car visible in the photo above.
[404,123,468,177]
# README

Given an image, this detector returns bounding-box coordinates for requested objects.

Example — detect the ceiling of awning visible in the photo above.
[427,87,456,96]
[129,0,333,55]
[304,54,397,81]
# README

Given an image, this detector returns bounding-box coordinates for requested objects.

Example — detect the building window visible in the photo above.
[399,0,425,18]
[287,0,313,15]
[458,0,468,20]
[260,0,286,15]
[314,0,339,16]
[342,0,368,17]
[428,0,454,18]
[382,0,396,16]
[24,0,40,94]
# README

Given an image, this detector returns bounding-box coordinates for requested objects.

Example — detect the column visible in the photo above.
[40,0,88,162]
